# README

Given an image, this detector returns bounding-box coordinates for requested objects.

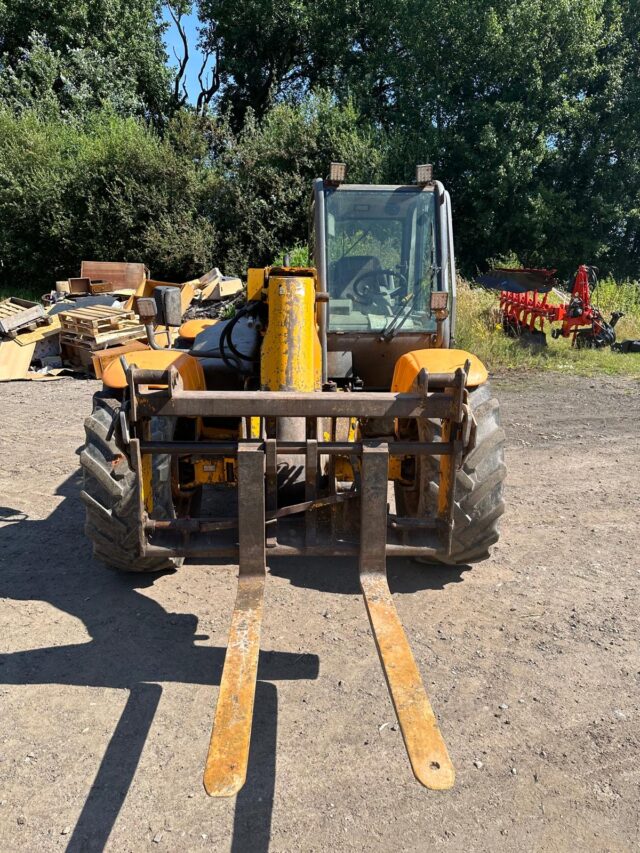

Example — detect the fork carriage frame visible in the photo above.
[125,362,475,563]
[121,361,473,795]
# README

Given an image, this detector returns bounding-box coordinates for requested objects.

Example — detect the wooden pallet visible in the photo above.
[59,305,136,335]
[59,304,146,351]
[0,298,50,338]
[60,324,146,350]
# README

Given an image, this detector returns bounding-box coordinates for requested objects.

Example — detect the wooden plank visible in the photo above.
[61,323,143,343]
[13,315,61,346]
[89,280,118,294]
[0,297,39,317]
[60,305,127,319]
[75,305,123,315]
[81,261,148,290]
[0,338,36,381]
[0,303,24,317]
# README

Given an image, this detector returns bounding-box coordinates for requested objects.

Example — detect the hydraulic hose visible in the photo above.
[189,306,260,374]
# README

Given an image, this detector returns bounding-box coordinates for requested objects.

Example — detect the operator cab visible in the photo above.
[311,164,456,386]
[325,186,437,334]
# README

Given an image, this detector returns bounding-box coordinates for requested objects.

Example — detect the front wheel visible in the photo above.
[395,382,506,564]
[80,394,182,573]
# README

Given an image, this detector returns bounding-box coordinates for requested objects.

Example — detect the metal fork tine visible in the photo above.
[203,443,266,797]
[359,442,455,790]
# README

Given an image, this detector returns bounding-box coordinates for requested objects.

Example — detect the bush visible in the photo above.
[0,96,383,296]
[0,108,216,292]
[209,94,387,273]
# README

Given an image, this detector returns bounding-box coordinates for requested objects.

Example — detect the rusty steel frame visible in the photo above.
[125,365,469,563]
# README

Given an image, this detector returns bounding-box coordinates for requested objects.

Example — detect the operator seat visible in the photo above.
[329,255,382,298]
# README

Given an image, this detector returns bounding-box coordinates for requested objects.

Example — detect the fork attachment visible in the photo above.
[203,438,454,796]
[127,365,470,796]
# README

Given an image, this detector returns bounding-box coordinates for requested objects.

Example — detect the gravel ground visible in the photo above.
[0,372,639,852]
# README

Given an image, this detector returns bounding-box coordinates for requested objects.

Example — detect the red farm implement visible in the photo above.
[477,265,623,348]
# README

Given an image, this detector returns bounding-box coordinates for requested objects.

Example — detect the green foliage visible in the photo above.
[196,0,640,280]
[2,0,640,301]
[275,246,311,267]
[197,0,359,126]
[208,94,386,272]
[0,1,171,121]
[0,96,380,292]
[0,108,216,290]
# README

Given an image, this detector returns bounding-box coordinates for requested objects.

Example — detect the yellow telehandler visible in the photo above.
[79,163,506,796]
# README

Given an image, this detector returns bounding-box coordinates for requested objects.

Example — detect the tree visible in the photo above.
[196,0,361,126]
[0,1,172,121]
[195,0,640,277]
[337,0,613,274]
[208,94,386,272]
[542,0,640,276]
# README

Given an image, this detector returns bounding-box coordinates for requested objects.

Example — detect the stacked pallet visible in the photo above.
[59,305,146,368]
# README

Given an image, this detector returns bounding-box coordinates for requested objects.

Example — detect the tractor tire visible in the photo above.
[80,393,183,573]
[395,382,506,565]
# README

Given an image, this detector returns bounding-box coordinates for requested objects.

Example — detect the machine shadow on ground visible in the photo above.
[0,473,318,853]
[267,554,469,596]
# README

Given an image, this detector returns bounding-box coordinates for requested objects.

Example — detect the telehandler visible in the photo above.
[80,163,506,796]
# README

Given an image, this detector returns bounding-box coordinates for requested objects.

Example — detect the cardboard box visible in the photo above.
[68,277,91,294]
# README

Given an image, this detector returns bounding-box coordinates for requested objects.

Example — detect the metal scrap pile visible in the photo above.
[0,262,243,382]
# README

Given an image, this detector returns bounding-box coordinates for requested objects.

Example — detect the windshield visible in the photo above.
[324,187,438,333]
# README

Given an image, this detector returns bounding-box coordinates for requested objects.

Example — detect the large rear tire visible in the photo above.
[395,382,506,564]
[80,394,182,573]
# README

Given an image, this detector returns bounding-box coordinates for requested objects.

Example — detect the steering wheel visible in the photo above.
[351,268,406,304]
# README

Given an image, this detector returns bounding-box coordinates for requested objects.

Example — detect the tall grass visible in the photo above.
[455,277,640,377]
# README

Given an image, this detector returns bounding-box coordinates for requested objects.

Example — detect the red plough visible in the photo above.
[478,265,623,348]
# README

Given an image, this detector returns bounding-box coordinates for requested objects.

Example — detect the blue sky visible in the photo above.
[161,7,215,104]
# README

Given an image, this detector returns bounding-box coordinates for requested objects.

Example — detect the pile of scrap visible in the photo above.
[182,268,244,321]
[0,298,63,382]
[54,261,148,301]
[0,261,244,381]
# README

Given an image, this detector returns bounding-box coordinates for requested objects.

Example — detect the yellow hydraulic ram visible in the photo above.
[260,269,322,392]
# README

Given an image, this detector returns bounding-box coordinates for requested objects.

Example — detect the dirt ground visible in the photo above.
[0,372,639,853]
